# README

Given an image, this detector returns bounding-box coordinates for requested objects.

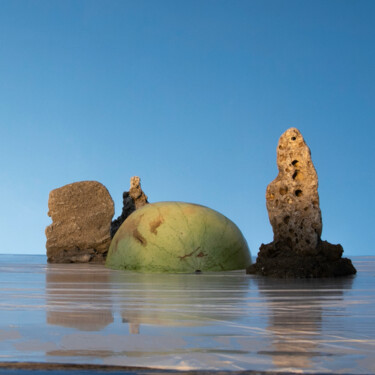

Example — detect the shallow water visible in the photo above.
[0,255,374,373]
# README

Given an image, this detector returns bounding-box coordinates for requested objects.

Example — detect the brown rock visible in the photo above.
[266,127,322,255]
[46,181,114,263]
[110,176,149,238]
[247,128,356,278]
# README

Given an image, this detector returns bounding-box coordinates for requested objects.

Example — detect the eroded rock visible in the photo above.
[110,176,149,238]
[46,181,114,263]
[266,128,322,254]
[247,128,356,278]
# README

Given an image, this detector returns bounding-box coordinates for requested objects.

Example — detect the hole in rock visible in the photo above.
[267,192,275,200]
[291,136,296,141]
[305,239,311,244]
[279,187,288,195]
[304,206,309,211]
[291,170,304,181]
[195,270,202,273]
[295,189,303,197]
[283,215,290,224]
[292,160,299,166]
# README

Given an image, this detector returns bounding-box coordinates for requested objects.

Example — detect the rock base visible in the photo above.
[247,241,357,278]
[47,248,109,264]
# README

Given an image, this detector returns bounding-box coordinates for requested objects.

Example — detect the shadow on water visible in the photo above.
[252,276,354,370]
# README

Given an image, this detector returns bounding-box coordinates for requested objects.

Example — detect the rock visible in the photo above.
[106,201,251,273]
[247,128,356,278]
[46,181,114,263]
[110,176,148,238]
[265,127,322,255]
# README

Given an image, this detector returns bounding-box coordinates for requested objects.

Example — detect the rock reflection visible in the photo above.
[254,276,354,370]
[110,271,251,334]
[46,264,114,331]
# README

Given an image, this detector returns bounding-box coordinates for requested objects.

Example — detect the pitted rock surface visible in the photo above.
[46,181,114,263]
[247,128,356,278]
[266,128,322,255]
[110,176,149,238]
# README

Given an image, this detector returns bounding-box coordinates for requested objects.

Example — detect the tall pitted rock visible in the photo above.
[247,128,356,278]
[266,128,322,254]
[110,176,149,238]
[46,181,114,263]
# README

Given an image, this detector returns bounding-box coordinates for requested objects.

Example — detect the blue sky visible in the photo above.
[0,0,374,256]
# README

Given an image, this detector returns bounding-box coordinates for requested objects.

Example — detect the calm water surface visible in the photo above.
[0,255,374,373]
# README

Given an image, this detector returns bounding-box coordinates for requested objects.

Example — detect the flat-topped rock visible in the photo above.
[46,181,114,263]
[247,128,356,278]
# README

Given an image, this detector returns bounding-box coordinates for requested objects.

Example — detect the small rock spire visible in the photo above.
[129,176,148,209]
[110,176,149,238]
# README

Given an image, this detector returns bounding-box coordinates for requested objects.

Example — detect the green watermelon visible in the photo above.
[106,201,251,273]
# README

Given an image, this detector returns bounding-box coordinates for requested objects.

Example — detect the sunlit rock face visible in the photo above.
[106,201,251,273]
[46,181,114,263]
[247,128,356,278]
[266,128,322,255]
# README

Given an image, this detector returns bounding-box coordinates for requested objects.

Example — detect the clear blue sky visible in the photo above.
[0,0,374,256]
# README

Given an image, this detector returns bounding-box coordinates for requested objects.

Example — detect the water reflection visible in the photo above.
[45,268,253,364]
[45,264,356,370]
[2,255,374,371]
[253,276,354,370]
[46,264,114,331]
[110,271,252,334]
[46,267,252,334]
